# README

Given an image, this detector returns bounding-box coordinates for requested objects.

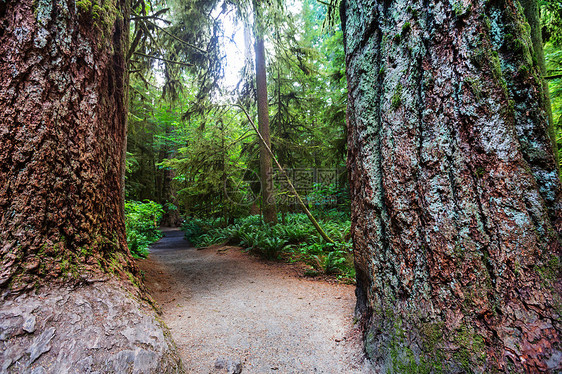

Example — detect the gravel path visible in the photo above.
[137,228,373,373]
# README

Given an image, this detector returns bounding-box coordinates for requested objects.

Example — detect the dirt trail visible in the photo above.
[137,228,373,373]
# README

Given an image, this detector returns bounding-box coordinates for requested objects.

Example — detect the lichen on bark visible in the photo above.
[0,0,183,371]
[343,0,562,371]
[0,0,135,292]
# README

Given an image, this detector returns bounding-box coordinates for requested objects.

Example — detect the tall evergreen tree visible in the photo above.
[344,0,562,371]
[253,0,278,223]
[0,1,181,370]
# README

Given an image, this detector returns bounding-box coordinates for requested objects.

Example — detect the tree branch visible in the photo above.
[234,104,335,244]
[127,26,143,62]
[133,52,194,67]
[146,20,208,54]
[130,10,171,24]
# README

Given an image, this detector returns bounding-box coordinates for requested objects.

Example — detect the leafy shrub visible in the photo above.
[182,221,204,241]
[307,183,338,208]
[182,217,221,244]
[252,235,289,260]
[180,212,355,280]
[236,214,266,227]
[317,251,347,275]
[239,231,260,249]
[319,220,351,243]
[285,213,310,225]
[297,242,326,256]
[125,200,164,258]
[222,224,244,244]
[272,223,311,244]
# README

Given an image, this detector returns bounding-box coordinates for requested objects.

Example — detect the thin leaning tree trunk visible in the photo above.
[236,105,334,244]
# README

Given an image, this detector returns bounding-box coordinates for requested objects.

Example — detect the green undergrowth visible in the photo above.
[125,200,164,258]
[182,211,355,282]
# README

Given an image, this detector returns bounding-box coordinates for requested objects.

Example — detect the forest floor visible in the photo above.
[136,228,373,374]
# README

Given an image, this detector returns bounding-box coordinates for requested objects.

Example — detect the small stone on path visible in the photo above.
[214,357,243,374]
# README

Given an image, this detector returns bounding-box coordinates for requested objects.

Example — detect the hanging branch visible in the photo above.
[133,52,194,67]
[234,104,335,244]
[130,8,171,24]
[145,20,209,54]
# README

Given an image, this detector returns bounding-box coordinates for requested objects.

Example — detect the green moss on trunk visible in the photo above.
[344,0,562,371]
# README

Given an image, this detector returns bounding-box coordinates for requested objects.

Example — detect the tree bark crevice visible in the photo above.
[344,0,562,371]
[0,0,183,370]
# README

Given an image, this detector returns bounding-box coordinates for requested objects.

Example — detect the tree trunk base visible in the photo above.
[0,280,184,373]
[161,210,183,228]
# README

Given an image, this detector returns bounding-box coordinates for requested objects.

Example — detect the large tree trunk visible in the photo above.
[253,0,277,224]
[0,1,182,371]
[0,0,132,290]
[343,0,562,372]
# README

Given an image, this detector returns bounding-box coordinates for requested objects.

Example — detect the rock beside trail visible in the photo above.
[213,357,243,374]
[0,280,183,373]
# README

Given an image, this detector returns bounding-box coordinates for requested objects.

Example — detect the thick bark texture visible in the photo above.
[0,280,183,373]
[344,0,562,372]
[253,0,277,224]
[0,0,134,290]
[0,1,183,371]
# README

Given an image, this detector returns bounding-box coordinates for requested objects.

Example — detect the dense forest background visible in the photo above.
[1,0,561,371]
[124,0,356,279]
[123,0,562,280]
[544,0,562,158]
[126,0,346,209]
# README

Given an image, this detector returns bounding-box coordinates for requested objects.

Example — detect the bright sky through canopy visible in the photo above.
[219,0,302,90]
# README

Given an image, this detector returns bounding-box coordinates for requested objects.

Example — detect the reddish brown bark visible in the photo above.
[344,0,562,371]
[0,0,136,292]
[253,0,277,224]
